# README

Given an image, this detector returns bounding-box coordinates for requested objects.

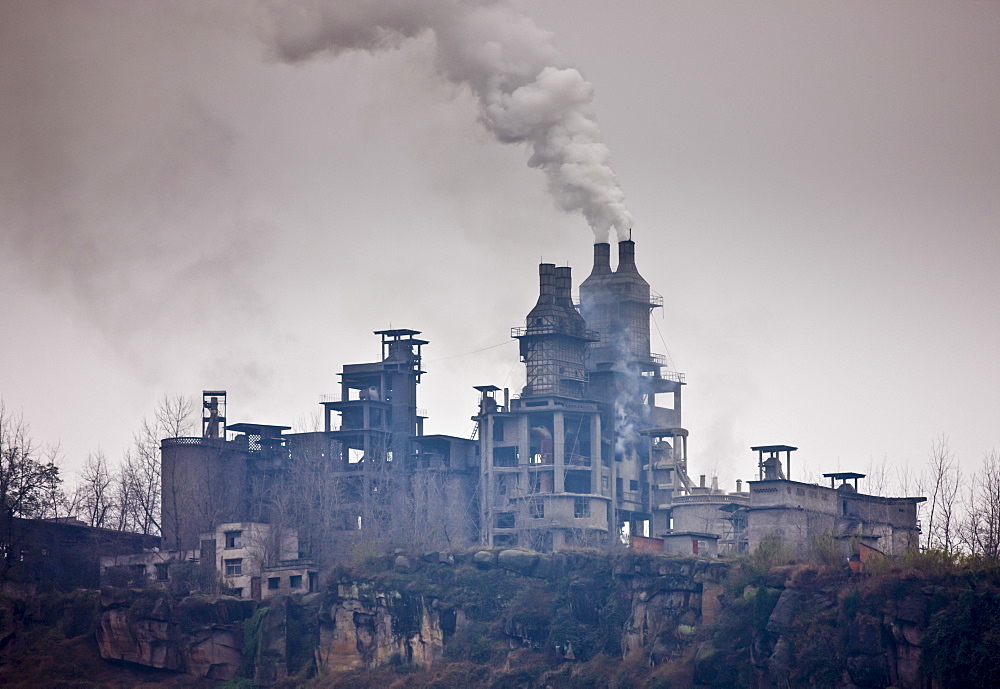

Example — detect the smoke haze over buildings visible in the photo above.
[0,1,998,498]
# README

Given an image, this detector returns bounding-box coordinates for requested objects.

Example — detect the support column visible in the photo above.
[553,412,565,493]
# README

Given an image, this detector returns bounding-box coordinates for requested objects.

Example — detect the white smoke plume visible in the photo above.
[267,0,633,242]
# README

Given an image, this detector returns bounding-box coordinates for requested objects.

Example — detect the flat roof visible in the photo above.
[374,328,422,336]
[227,423,291,434]
[641,427,688,437]
[751,444,798,452]
[823,472,867,480]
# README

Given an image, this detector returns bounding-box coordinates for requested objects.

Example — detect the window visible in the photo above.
[630,479,639,492]
[493,418,505,442]
[155,563,169,581]
[268,577,280,590]
[129,564,147,580]
[225,558,243,577]
[289,575,303,589]
[495,512,515,529]
[616,477,623,495]
[601,476,609,493]
[493,446,518,467]
[224,531,242,549]
[529,500,545,519]
[574,497,590,518]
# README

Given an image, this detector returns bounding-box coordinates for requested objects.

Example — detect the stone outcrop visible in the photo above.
[96,588,255,680]
[738,569,943,689]
[315,582,444,674]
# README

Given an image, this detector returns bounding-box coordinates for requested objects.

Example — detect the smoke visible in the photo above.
[267,0,633,242]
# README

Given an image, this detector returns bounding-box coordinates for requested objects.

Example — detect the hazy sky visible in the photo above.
[2,1,998,494]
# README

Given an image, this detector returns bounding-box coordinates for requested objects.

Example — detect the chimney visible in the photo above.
[554,266,572,304]
[538,263,556,301]
[736,478,743,493]
[699,474,706,489]
[590,242,612,276]
[616,239,637,274]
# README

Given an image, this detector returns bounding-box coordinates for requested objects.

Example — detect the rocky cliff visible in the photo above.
[3,549,998,688]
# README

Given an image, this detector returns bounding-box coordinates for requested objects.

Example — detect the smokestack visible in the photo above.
[538,263,556,302]
[616,238,637,274]
[699,474,706,489]
[554,266,572,304]
[589,242,612,277]
[736,479,743,493]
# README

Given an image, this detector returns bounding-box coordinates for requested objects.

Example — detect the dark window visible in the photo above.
[530,500,544,519]
[493,446,518,467]
[565,471,591,494]
[289,575,303,589]
[155,563,169,581]
[616,477,623,495]
[225,559,243,577]
[493,418,505,442]
[267,577,280,590]
[224,531,242,549]
[495,512,515,529]
[129,564,147,579]
[630,479,639,492]
[574,497,590,518]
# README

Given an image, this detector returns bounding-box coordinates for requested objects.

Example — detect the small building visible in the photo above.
[101,521,304,599]
[261,560,320,599]
[661,532,719,558]
[3,516,159,592]
[100,547,200,588]
[742,446,925,556]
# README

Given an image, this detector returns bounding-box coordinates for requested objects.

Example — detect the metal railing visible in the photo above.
[670,493,749,505]
[511,326,600,341]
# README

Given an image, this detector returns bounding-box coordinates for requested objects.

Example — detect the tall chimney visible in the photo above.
[590,242,612,276]
[617,239,637,274]
[537,263,556,302]
[736,478,743,493]
[554,266,572,304]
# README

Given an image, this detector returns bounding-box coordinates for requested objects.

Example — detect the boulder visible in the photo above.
[497,549,538,577]
[766,589,804,633]
[473,551,496,569]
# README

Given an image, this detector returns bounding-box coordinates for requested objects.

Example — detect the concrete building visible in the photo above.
[159,332,478,567]
[741,446,924,556]
[475,241,697,550]
[2,517,159,592]
[101,522,314,600]
[151,241,924,565]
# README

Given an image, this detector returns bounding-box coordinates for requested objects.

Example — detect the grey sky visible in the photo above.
[1,1,998,492]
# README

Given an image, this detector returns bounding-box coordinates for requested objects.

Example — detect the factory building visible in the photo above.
[155,239,922,569]
[474,240,698,549]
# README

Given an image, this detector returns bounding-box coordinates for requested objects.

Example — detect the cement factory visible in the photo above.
[102,240,923,598]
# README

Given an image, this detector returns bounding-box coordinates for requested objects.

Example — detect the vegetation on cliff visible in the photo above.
[3,544,1000,688]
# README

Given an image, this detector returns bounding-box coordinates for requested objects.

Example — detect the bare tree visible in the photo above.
[1,401,62,577]
[76,450,115,529]
[144,393,197,542]
[959,450,1000,560]
[921,436,962,551]
[154,394,197,438]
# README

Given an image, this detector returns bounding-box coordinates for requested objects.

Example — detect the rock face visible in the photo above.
[315,582,444,674]
[619,557,727,662]
[734,570,941,689]
[96,588,255,680]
